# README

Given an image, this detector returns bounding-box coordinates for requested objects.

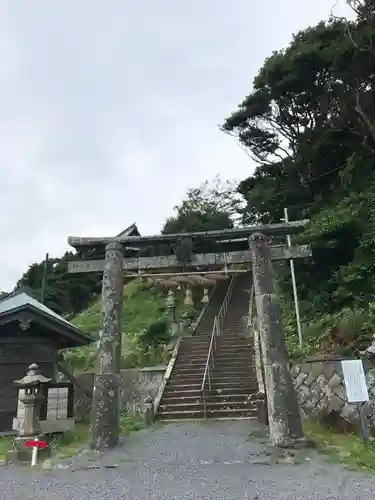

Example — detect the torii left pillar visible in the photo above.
[90,242,124,450]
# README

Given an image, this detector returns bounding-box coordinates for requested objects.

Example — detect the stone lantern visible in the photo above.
[184,287,193,306]
[201,288,209,304]
[9,364,51,463]
[14,363,51,438]
[166,289,178,335]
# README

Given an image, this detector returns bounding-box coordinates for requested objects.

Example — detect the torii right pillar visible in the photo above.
[249,232,304,447]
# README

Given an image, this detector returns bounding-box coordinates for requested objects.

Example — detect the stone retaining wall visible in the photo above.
[73,366,166,417]
[72,356,375,426]
[291,356,375,424]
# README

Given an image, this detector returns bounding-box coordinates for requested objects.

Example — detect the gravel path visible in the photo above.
[0,420,374,499]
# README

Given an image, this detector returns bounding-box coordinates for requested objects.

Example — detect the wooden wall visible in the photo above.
[0,330,57,433]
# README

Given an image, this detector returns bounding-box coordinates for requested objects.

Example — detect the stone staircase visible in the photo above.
[157,273,260,420]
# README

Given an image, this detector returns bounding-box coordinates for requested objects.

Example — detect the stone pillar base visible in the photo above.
[8,436,50,464]
[90,374,120,450]
[274,436,316,449]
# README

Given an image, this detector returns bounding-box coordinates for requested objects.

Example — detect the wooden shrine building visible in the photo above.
[0,292,93,432]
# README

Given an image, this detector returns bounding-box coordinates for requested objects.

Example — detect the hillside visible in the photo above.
[63,279,201,372]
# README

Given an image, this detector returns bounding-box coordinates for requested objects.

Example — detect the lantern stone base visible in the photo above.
[8,436,50,464]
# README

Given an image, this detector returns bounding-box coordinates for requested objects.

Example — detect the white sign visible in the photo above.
[341,359,369,403]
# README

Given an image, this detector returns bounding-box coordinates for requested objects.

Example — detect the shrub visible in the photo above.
[138,319,171,348]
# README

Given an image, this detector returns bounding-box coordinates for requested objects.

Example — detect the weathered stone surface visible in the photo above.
[328,373,342,389]
[321,362,337,381]
[367,369,375,392]
[90,374,120,450]
[294,372,308,388]
[320,383,333,399]
[310,362,324,379]
[290,364,301,377]
[298,384,311,404]
[99,242,124,374]
[341,404,359,424]
[119,367,165,415]
[316,374,327,389]
[291,358,375,428]
[300,362,311,375]
[333,383,346,402]
[74,367,166,417]
[327,395,345,412]
[253,318,265,394]
[250,232,303,446]
[91,242,124,450]
[305,371,317,386]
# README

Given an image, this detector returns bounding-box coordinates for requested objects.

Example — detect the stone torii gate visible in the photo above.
[67,221,312,449]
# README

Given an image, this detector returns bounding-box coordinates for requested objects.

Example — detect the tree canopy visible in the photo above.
[162,177,241,234]
[222,6,375,321]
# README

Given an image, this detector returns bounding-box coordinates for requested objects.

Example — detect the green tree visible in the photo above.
[222,11,375,319]
[17,252,102,316]
[162,176,242,234]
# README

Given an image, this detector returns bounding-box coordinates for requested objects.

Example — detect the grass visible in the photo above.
[0,437,12,460]
[304,420,375,472]
[64,279,197,372]
[49,423,90,458]
[0,413,146,462]
[72,280,168,337]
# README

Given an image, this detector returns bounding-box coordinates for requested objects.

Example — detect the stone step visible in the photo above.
[166,380,258,389]
[159,400,256,412]
[173,368,255,378]
[162,386,258,397]
[170,372,254,383]
[197,360,253,368]
[174,363,254,374]
[160,393,260,405]
[157,408,258,420]
[178,357,253,366]
[169,380,257,390]
[214,349,253,355]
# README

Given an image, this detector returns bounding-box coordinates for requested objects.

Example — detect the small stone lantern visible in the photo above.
[10,364,51,464]
[201,288,209,304]
[184,287,193,306]
[166,289,178,335]
[14,363,51,438]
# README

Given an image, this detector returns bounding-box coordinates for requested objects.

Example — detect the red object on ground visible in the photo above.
[24,440,47,448]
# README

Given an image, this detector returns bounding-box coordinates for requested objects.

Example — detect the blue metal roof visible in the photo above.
[0,292,74,327]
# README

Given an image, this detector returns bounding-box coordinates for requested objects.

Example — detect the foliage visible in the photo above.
[0,437,11,460]
[223,7,375,354]
[162,176,242,234]
[285,306,375,360]
[45,412,144,459]
[49,423,90,458]
[72,280,167,337]
[64,279,201,372]
[304,420,375,472]
[138,319,171,348]
[15,252,102,317]
[119,411,145,433]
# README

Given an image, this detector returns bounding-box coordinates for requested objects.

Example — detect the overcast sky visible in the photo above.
[0,0,352,291]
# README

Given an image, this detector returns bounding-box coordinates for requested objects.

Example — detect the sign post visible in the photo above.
[24,437,47,467]
[341,359,369,443]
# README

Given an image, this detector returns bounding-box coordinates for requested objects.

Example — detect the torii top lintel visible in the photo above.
[67,220,309,250]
